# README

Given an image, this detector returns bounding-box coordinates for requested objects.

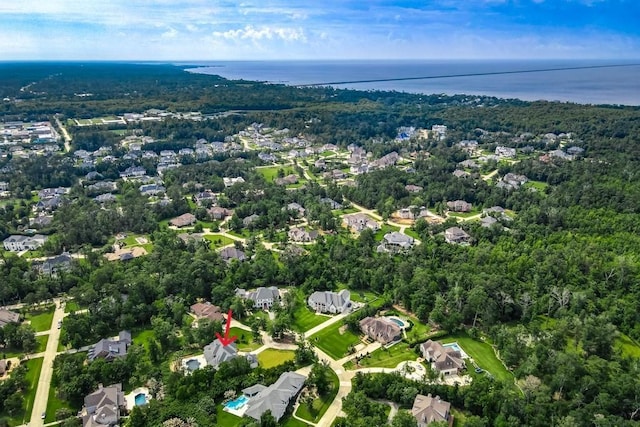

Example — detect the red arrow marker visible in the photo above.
[216,309,238,346]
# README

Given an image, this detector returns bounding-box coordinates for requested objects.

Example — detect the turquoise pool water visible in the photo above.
[225,395,249,410]
[443,342,462,352]
[134,393,147,406]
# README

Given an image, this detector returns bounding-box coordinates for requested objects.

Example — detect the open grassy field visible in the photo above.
[229,327,261,351]
[44,383,75,424]
[257,349,296,369]
[349,342,418,369]
[309,322,360,360]
[295,368,339,423]
[292,305,329,333]
[258,165,297,181]
[204,234,234,249]
[440,332,513,383]
[17,357,44,426]
[24,306,55,332]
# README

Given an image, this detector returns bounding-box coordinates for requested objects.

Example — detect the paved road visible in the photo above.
[54,117,72,152]
[29,299,65,426]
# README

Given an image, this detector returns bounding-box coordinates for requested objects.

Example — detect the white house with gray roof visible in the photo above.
[88,331,131,362]
[244,372,306,422]
[236,286,280,310]
[308,290,351,314]
[204,339,239,368]
[3,234,47,251]
[377,231,415,253]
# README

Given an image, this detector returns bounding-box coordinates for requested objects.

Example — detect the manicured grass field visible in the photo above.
[440,332,513,383]
[282,418,311,426]
[351,342,418,369]
[132,329,156,351]
[404,228,421,240]
[616,333,640,358]
[374,224,401,241]
[524,180,549,192]
[295,368,339,423]
[258,165,296,181]
[36,335,49,353]
[64,300,81,313]
[216,405,242,426]
[19,357,44,425]
[44,384,75,424]
[24,306,55,332]
[229,327,261,351]
[204,234,234,249]
[257,349,296,369]
[292,306,329,333]
[309,322,360,360]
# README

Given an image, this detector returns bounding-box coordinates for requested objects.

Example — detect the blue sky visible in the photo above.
[1,0,639,60]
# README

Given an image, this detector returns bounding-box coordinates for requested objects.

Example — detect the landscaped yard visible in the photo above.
[216,405,242,427]
[12,357,44,426]
[258,165,297,182]
[292,305,329,333]
[36,335,49,353]
[348,342,418,369]
[440,332,513,383]
[309,321,360,360]
[373,224,401,241]
[64,300,81,313]
[204,234,234,249]
[131,329,156,351]
[23,306,55,332]
[44,384,75,424]
[229,327,261,351]
[295,368,339,423]
[257,349,295,369]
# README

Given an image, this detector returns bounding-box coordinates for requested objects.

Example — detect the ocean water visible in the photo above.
[185,60,640,106]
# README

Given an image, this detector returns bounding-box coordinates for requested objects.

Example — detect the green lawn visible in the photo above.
[44,383,75,424]
[404,228,421,240]
[440,333,513,383]
[24,306,55,332]
[258,165,297,181]
[229,327,261,351]
[292,306,329,333]
[309,322,361,360]
[374,224,401,241]
[36,335,49,353]
[343,288,379,304]
[257,349,296,369]
[282,418,311,427]
[204,234,234,249]
[349,342,417,369]
[524,180,549,192]
[132,329,156,351]
[216,405,242,427]
[64,300,81,313]
[295,368,340,423]
[448,210,481,219]
[616,333,640,358]
[122,234,149,246]
[15,357,44,426]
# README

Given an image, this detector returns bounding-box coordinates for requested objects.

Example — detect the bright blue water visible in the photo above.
[185,60,640,105]
[388,317,406,327]
[134,393,147,406]
[443,342,462,353]
[225,395,249,410]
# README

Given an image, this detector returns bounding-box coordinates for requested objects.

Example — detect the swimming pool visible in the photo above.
[225,395,249,410]
[134,393,147,406]
[443,342,462,352]
[185,359,201,371]
[386,316,408,328]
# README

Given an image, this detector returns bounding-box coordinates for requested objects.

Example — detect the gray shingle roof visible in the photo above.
[244,372,306,421]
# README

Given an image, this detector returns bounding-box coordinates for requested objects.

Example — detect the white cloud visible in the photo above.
[212,25,306,42]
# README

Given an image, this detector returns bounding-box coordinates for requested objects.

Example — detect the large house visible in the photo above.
[88,331,132,362]
[190,302,225,322]
[343,213,380,233]
[169,213,197,227]
[444,227,471,245]
[243,372,306,422]
[0,309,20,327]
[420,340,465,376]
[203,339,258,370]
[446,200,472,213]
[411,393,453,427]
[236,287,280,310]
[219,247,247,263]
[359,317,402,344]
[33,252,73,276]
[377,232,414,253]
[288,227,318,243]
[80,383,126,427]
[307,290,351,314]
[3,234,47,252]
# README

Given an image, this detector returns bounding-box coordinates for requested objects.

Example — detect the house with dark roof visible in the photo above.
[219,247,246,263]
[307,290,351,314]
[243,214,260,227]
[319,198,343,210]
[412,393,453,427]
[420,340,465,376]
[360,317,402,344]
[169,213,197,227]
[0,309,20,327]
[80,383,125,427]
[34,252,73,276]
[88,331,132,362]
[236,287,280,310]
[243,372,306,422]
[285,202,305,217]
[190,302,225,322]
